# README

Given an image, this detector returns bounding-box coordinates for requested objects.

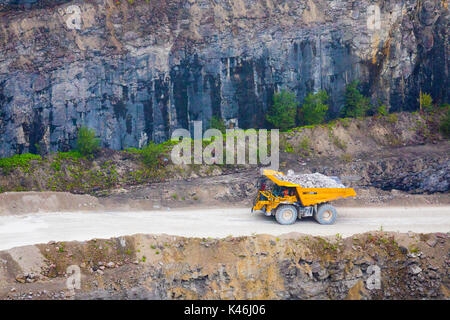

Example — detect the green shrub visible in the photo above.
[50,160,62,172]
[298,136,311,156]
[140,141,165,168]
[57,151,84,159]
[209,116,226,134]
[266,89,298,131]
[419,92,433,112]
[377,104,388,116]
[0,153,41,174]
[299,90,329,125]
[342,81,371,118]
[76,126,100,157]
[280,136,294,153]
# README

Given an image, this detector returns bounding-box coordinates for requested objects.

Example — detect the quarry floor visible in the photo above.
[1,206,449,251]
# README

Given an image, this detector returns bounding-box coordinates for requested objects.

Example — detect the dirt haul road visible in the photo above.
[0,207,449,251]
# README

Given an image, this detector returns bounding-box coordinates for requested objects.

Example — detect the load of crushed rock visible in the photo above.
[275,171,346,188]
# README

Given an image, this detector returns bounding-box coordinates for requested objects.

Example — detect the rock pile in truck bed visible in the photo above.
[275,172,346,188]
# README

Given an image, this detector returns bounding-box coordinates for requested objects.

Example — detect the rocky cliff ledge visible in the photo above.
[0,0,448,156]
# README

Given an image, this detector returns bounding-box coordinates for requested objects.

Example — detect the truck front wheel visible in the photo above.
[275,205,298,225]
[314,204,337,225]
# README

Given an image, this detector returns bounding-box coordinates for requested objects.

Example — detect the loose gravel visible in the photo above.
[274,171,346,188]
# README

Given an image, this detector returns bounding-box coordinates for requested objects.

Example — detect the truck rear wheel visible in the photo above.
[275,205,298,225]
[314,204,337,225]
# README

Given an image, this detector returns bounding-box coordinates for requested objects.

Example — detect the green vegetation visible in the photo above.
[57,151,84,159]
[377,104,388,116]
[279,136,293,153]
[299,90,329,125]
[0,153,41,174]
[419,92,433,112]
[280,134,311,157]
[266,89,298,131]
[140,141,165,168]
[125,140,176,169]
[46,157,120,193]
[341,81,371,118]
[408,245,420,254]
[298,136,311,157]
[209,116,227,134]
[76,126,100,157]
[317,237,340,252]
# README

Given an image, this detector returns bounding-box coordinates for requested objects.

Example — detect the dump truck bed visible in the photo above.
[263,169,356,206]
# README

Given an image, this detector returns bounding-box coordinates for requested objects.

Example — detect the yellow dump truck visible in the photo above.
[252,169,356,225]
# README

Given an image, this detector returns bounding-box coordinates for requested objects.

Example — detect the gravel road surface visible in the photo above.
[0,207,449,250]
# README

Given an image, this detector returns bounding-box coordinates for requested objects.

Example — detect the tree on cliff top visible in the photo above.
[266,89,298,131]
[76,126,100,157]
[342,81,371,118]
[299,90,329,125]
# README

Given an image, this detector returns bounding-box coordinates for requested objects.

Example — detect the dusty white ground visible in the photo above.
[0,207,449,251]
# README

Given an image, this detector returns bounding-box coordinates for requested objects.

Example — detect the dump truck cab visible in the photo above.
[252,170,356,225]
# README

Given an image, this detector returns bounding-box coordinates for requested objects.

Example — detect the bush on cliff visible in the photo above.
[140,141,165,168]
[299,90,329,125]
[76,126,100,157]
[377,104,388,116]
[342,81,371,118]
[266,89,298,131]
[419,92,433,112]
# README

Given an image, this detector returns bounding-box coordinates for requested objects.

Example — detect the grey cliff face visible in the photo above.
[0,0,448,156]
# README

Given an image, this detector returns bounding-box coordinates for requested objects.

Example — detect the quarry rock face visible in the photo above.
[0,0,448,157]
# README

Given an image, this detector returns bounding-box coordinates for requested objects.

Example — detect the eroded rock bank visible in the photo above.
[0,232,449,300]
[0,191,101,215]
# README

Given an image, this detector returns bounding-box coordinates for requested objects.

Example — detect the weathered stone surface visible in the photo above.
[0,0,448,157]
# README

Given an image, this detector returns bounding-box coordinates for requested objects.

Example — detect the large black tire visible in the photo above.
[314,204,337,225]
[275,205,298,225]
